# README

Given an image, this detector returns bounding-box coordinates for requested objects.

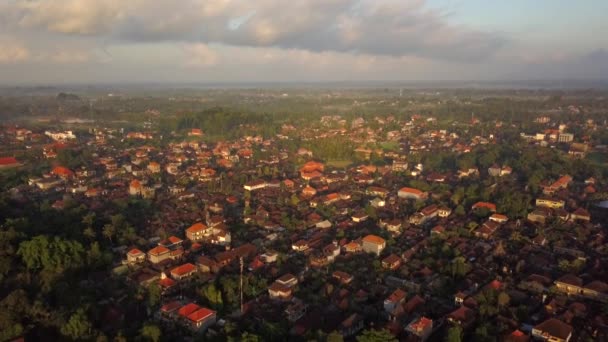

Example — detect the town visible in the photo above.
[0,88,608,342]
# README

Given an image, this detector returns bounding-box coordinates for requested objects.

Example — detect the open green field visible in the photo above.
[587,151,608,164]
[326,159,353,168]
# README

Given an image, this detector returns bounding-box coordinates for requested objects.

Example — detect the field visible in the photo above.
[326,159,353,168]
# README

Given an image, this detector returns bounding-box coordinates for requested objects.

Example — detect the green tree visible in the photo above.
[356,329,397,342]
[327,331,344,342]
[497,292,510,308]
[148,283,162,308]
[61,308,92,340]
[241,331,261,342]
[102,224,115,244]
[140,323,161,342]
[446,325,463,342]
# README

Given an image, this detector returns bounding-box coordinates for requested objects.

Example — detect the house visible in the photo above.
[285,298,307,322]
[536,197,565,209]
[367,186,389,198]
[170,263,197,281]
[398,187,427,200]
[431,225,445,235]
[392,159,408,171]
[126,248,146,264]
[185,222,209,241]
[160,236,183,249]
[292,240,309,252]
[147,162,160,173]
[384,288,407,313]
[454,291,467,306]
[268,282,293,301]
[488,164,502,177]
[405,317,433,341]
[471,202,497,212]
[332,271,354,285]
[582,281,608,302]
[361,235,386,256]
[532,318,572,342]
[474,220,500,239]
[337,313,364,338]
[148,245,171,264]
[505,329,530,342]
[0,157,21,169]
[158,272,177,293]
[129,179,143,196]
[489,213,508,223]
[570,208,590,221]
[543,175,572,195]
[351,212,369,223]
[184,306,217,331]
[276,273,298,288]
[244,179,266,191]
[438,206,452,218]
[385,219,402,233]
[410,204,439,225]
[447,306,475,327]
[51,166,74,179]
[528,207,552,224]
[382,254,402,270]
[343,241,361,253]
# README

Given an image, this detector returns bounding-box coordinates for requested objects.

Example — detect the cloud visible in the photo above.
[0,38,30,64]
[4,0,507,62]
[184,43,220,67]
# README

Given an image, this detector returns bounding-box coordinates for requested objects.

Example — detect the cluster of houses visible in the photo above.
[0,108,607,340]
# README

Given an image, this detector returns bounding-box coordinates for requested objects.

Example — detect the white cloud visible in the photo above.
[0,38,30,64]
[184,43,220,67]
[4,0,507,61]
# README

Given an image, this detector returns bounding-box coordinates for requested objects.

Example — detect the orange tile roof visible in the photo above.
[127,248,144,256]
[171,263,196,276]
[491,213,508,220]
[159,277,176,288]
[362,234,386,245]
[161,301,182,313]
[0,157,19,165]
[387,288,407,303]
[399,187,423,195]
[52,166,73,176]
[187,307,215,323]
[186,222,207,234]
[148,245,170,256]
[168,236,183,244]
[472,201,497,211]
[178,303,201,318]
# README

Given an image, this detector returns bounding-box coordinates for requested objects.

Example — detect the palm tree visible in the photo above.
[102,224,115,244]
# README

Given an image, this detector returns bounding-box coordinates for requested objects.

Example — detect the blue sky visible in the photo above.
[0,0,606,84]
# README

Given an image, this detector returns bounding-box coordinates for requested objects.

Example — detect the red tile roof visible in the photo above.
[51,166,73,177]
[171,263,196,277]
[178,303,201,318]
[159,277,176,288]
[127,248,144,256]
[0,157,19,165]
[187,307,215,323]
[186,222,207,234]
[148,245,170,256]
[161,301,182,313]
[472,201,497,212]
[398,187,423,195]
[362,234,385,245]
[168,236,183,244]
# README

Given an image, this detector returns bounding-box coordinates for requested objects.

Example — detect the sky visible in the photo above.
[0,0,607,84]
